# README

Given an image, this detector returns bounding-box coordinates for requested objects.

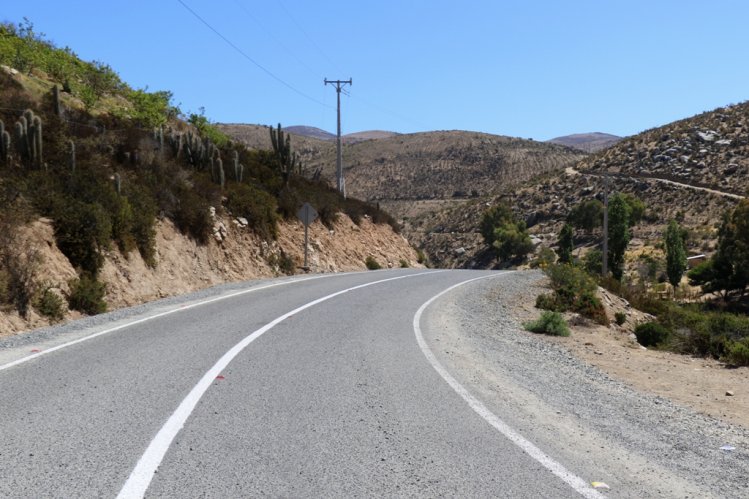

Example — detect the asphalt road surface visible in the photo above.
[1,269,606,498]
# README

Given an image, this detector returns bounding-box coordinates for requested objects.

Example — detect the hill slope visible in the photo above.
[548,132,622,153]
[221,124,587,266]
[0,25,417,335]
[418,102,748,268]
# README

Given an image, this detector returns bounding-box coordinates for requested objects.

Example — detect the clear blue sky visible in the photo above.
[4,1,749,140]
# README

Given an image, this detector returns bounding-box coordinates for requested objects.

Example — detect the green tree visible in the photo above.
[689,200,749,297]
[480,204,514,247]
[557,223,574,264]
[619,193,646,226]
[188,108,230,147]
[493,220,534,261]
[481,204,533,262]
[608,194,631,280]
[567,199,603,234]
[664,220,687,288]
[129,89,176,128]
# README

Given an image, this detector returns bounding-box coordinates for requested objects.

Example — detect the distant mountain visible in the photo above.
[221,123,586,266]
[281,126,398,144]
[344,130,400,143]
[548,132,622,153]
[283,126,336,141]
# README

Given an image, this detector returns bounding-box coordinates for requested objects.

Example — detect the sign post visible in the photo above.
[296,202,318,271]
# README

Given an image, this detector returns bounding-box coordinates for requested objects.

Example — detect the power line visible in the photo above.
[175,0,330,109]
[232,0,320,79]
[276,0,342,74]
[347,91,431,131]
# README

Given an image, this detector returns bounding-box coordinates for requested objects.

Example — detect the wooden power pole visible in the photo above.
[324,78,352,197]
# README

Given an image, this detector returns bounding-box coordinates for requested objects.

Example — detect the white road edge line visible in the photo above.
[116,270,444,499]
[413,273,604,499]
[0,272,357,373]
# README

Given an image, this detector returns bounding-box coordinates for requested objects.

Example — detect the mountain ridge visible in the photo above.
[548,132,622,152]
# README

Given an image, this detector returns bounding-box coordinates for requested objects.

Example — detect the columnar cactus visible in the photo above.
[269,123,298,183]
[13,110,43,168]
[218,157,225,190]
[68,140,76,173]
[113,173,121,195]
[52,85,61,117]
[232,150,240,181]
[32,115,42,168]
[0,120,9,164]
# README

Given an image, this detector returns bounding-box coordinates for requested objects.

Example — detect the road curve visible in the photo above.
[1,269,601,498]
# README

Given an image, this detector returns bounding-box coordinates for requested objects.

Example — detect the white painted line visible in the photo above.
[117,270,443,499]
[0,272,354,373]
[413,273,604,499]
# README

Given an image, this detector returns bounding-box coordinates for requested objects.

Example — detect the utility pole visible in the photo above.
[324,78,352,197]
[602,170,609,278]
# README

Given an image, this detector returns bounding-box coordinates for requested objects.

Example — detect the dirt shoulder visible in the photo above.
[513,273,749,429]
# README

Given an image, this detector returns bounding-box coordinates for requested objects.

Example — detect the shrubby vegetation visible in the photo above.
[524,311,570,337]
[365,256,381,270]
[536,263,608,325]
[0,23,397,319]
[480,204,533,263]
[549,195,749,365]
[688,199,749,299]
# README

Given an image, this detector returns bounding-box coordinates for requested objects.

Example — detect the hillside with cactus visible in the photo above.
[411,102,748,270]
[0,22,416,334]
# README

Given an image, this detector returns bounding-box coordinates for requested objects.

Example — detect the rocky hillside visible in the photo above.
[548,132,622,153]
[578,102,749,195]
[0,23,417,337]
[221,124,586,203]
[415,102,749,269]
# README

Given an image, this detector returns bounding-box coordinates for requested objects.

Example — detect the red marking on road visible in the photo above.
[31,349,41,353]
[215,375,225,380]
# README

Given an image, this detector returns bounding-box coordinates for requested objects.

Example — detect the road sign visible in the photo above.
[297,202,318,270]
[297,202,318,227]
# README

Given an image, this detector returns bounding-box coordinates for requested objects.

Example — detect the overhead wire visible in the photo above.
[276,0,343,75]
[232,0,320,80]
[175,0,331,109]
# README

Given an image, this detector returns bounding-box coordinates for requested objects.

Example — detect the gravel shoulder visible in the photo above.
[423,270,749,498]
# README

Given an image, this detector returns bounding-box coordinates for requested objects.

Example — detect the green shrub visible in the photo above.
[127,186,157,267]
[399,259,409,268]
[225,183,279,241]
[67,274,107,315]
[53,201,112,275]
[727,338,749,366]
[416,249,427,265]
[582,249,603,275]
[543,264,608,324]
[535,293,562,312]
[530,247,556,268]
[634,322,670,347]
[278,251,295,275]
[615,312,627,326]
[35,287,65,321]
[524,311,570,337]
[365,256,381,270]
[173,185,213,244]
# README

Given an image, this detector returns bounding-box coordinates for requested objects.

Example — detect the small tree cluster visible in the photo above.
[689,199,749,298]
[480,204,533,262]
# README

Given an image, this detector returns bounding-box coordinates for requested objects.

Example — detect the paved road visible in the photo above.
[1,270,601,498]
